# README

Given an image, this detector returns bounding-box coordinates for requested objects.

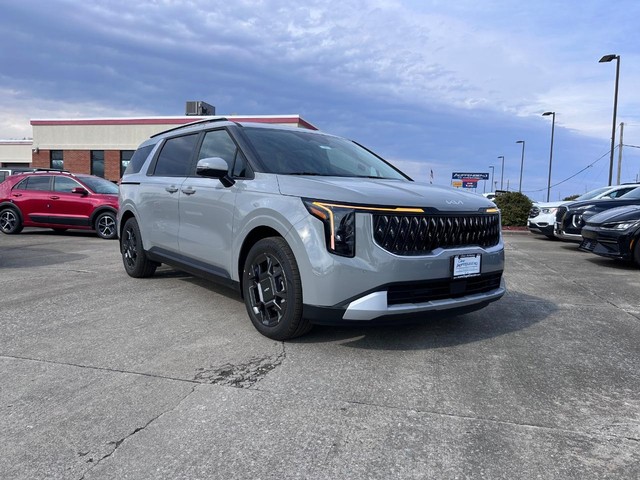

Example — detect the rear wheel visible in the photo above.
[0,207,23,234]
[242,237,310,340]
[634,237,640,267]
[95,212,117,239]
[120,217,157,277]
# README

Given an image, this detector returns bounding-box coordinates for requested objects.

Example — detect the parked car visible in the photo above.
[555,186,640,241]
[118,118,506,340]
[579,205,640,266]
[0,167,37,183]
[528,184,640,239]
[0,171,119,239]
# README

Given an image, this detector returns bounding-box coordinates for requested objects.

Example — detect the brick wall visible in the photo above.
[32,149,50,168]
[31,149,123,181]
[105,150,121,181]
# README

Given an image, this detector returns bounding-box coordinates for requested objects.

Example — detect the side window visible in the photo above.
[53,176,82,193]
[198,129,248,178]
[17,176,52,191]
[124,144,155,175]
[153,134,199,177]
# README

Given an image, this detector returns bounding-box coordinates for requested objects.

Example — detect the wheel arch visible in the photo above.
[0,201,23,220]
[90,206,118,228]
[237,226,283,298]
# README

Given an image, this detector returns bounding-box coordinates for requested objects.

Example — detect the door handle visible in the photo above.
[12,193,22,197]
[165,186,179,193]
[50,196,60,200]
[181,187,196,195]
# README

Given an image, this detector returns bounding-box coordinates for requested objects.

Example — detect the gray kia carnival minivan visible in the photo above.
[118,118,505,340]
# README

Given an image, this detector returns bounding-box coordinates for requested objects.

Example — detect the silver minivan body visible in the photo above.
[118,120,505,339]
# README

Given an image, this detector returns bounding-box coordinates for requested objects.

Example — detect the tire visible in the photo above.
[634,237,640,267]
[0,207,23,234]
[120,217,157,277]
[242,237,311,340]
[95,212,117,239]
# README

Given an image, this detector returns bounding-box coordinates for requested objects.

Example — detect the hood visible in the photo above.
[532,200,567,208]
[586,204,640,225]
[276,176,495,212]
[565,196,640,212]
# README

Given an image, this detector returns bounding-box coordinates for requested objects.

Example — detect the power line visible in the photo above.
[522,149,611,194]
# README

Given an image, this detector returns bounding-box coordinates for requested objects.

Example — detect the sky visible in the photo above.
[1,0,640,201]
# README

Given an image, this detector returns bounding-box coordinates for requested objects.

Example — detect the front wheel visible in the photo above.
[242,237,310,340]
[634,236,640,267]
[0,207,23,234]
[95,212,117,239]
[120,217,157,277]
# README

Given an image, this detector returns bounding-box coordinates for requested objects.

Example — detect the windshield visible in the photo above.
[242,127,409,180]
[619,186,640,199]
[576,186,614,200]
[80,176,119,194]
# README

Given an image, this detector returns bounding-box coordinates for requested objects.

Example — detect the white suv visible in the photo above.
[118,119,505,339]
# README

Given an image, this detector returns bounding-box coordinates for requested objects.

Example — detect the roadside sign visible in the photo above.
[452,172,490,180]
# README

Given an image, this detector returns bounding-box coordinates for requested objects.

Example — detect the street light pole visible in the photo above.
[498,156,505,190]
[489,165,495,192]
[542,111,556,202]
[516,140,525,192]
[599,54,621,186]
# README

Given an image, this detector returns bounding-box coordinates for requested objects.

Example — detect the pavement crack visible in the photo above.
[78,384,198,480]
[194,342,286,388]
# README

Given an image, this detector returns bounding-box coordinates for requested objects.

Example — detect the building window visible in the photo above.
[51,150,64,170]
[120,150,134,178]
[91,150,105,178]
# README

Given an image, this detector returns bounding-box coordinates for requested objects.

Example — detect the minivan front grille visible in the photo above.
[372,213,500,255]
[555,206,567,222]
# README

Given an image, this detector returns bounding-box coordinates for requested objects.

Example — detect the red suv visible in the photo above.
[0,171,119,239]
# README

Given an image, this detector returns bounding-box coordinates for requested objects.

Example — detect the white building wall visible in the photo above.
[0,141,33,166]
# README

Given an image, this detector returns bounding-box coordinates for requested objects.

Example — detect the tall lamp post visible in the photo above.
[498,156,505,190]
[599,54,620,186]
[489,165,495,193]
[542,111,556,202]
[516,140,525,192]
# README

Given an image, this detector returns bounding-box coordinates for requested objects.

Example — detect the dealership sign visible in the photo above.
[451,172,490,180]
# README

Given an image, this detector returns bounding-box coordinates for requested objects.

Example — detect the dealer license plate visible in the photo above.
[452,253,481,278]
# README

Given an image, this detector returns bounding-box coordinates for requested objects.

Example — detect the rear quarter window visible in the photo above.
[124,144,155,175]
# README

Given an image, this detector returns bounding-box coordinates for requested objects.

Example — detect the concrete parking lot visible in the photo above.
[1,229,639,479]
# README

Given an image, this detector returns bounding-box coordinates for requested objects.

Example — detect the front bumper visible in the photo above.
[288,213,506,324]
[579,226,637,260]
[528,221,554,237]
[554,221,582,241]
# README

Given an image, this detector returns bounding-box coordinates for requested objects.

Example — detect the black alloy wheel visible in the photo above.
[121,217,157,277]
[95,212,117,239]
[0,207,23,234]
[242,237,310,340]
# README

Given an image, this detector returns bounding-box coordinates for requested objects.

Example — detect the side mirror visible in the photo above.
[71,187,88,196]
[196,157,235,187]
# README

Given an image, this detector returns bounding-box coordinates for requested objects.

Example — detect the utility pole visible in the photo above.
[617,122,624,184]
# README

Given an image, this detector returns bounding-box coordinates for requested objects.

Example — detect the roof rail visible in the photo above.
[34,168,70,172]
[151,116,231,138]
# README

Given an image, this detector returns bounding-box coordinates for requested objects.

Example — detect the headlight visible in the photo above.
[602,220,640,231]
[303,200,356,257]
[541,207,558,214]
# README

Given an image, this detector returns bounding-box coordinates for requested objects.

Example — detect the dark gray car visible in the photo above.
[117,118,505,339]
